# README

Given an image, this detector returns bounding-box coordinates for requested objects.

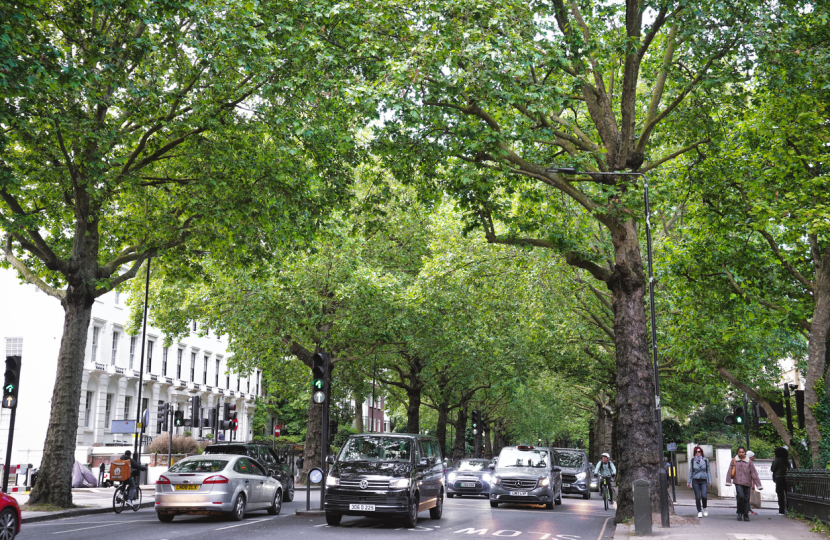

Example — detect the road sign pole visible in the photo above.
[2,406,17,492]
[168,405,173,467]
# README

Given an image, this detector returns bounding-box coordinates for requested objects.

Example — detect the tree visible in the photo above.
[0,0,357,507]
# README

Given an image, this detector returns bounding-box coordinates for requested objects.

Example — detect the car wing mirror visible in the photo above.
[326,455,336,464]
[488,463,495,470]
[418,458,429,468]
[553,466,561,472]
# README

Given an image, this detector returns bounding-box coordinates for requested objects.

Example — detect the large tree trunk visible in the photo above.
[607,220,665,522]
[405,385,420,434]
[452,405,468,460]
[435,401,449,457]
[590,401,614,464]
[353,394,364,433]
[484,419,493,459]
[27,292,94,507]
[804,246,830,465]
[300,392,323,484]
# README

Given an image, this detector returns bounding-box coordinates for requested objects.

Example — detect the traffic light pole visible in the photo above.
[2,407,17,493]
[134,257,151,460]
[168,405,173,467]
[743,393,750,451]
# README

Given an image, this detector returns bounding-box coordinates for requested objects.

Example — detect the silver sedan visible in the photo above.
[154,454,283,522]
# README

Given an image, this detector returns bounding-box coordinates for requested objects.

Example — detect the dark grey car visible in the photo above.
[446,459,493,498]
[553,448,591,499]
[489,445,562,509]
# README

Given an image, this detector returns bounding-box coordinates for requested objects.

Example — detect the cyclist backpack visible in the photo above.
[109,459,131,481]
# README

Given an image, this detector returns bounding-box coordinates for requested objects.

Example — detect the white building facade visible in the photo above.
[0,268,259,468]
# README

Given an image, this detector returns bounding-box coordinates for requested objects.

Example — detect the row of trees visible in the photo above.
[2,0,825,522]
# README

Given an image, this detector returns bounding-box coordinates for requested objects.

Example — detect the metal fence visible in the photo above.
[787,469,830,523]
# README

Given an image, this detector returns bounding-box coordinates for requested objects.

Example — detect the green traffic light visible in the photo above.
[736,417,743,424]
[4,384,13,393]
[312,379,323,389]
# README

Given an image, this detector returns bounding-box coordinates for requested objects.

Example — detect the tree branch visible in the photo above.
[757,230,814,290]
[4,235,66,301]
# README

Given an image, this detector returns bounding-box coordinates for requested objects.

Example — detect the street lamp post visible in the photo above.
[546,167,670,527]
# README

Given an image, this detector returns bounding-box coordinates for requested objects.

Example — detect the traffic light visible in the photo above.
[724,406,745,425]
[795,390,805,430]
[471,410,480,435]
[190,396,201,428]
[220,403,236,430]
[174,410,184,427]
[329,419,338,436]
[208,408,217,430]
[2,356,21,409]
[157,403,170,432]
[311,352,328,404]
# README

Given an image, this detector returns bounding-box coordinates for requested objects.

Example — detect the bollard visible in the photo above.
[633,479,653,536]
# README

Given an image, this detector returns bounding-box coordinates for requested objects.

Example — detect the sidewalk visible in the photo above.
[614,490,827,539]
[10,485,156,523]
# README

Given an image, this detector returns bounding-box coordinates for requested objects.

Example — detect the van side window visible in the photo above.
[424,440,438,463]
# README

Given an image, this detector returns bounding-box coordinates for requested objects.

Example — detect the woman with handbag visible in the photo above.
[686,446,712,518]
[725,446,762,521]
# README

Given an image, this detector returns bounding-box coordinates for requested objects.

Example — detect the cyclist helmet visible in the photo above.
[601,453,611,459]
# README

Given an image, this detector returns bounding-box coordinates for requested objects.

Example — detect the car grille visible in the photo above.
[501,479,538,490]
[327,493,390,503]
[562,474,578,483]
[340,478,390,490]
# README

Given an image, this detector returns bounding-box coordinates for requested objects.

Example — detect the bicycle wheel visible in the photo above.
[132,486,142,511]
[602,483,609,511]
[113,486,126,514]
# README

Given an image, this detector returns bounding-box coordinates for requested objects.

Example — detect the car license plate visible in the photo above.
[174,485,199,491]
[349,504,375,511]
[460,482,477,487]
[563,483,571,487]
[509,491,529,496]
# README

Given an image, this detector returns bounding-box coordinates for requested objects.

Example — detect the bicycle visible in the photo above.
[599,477,613,511]
[113,480,142,514]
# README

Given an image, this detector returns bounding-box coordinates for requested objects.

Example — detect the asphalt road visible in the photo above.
[17,493,615,540]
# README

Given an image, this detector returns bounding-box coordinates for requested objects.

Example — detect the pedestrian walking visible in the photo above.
[218,431,225,441]
[297,455,304,471]
[771,446,790,514]
[686,446,712,518]
[726,446,762,522]
[746,451,760,515]
[99,462,106,486]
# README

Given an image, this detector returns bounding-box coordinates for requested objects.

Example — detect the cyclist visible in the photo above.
[119,450,146,510]
[594,453,617,503]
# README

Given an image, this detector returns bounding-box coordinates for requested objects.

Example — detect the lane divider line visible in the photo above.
[214,517,276,531]
[596,516,612,540]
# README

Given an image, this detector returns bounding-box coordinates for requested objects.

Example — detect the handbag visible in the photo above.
[750,486,762,509]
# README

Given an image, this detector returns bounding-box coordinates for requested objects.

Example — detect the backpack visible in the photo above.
[109,459,131,481]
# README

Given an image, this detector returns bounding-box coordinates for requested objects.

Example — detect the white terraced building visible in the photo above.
[0,267,259,469]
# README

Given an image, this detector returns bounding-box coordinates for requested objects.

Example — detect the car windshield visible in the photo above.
[169,459,228,473]
[498,448,550,468]
[339,437,412,462]
[554,452,584,468]
[204,445,246,455]
[456,460,490,471]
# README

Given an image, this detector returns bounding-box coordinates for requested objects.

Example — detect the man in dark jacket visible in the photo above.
[120,450,147,509]
[770,447,789,514]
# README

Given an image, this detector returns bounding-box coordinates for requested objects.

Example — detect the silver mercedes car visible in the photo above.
[154,454,283,522]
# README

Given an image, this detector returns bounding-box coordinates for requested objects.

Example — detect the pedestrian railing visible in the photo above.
[787,469,830,523]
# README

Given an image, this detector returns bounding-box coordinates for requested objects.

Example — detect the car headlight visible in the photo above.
[576,472,587,480]
[492,475,501,485]
[482,473,491,483]
[390,478,411,489]
[447,473,456,483]
[326,476,340,487]
[539,477,550,487]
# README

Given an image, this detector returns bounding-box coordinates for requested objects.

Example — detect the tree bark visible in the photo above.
[353,394,364,433]
[436,401,449,456]
[405,384,421,434]
[27,291,94,507]
[452,405,468,460]
[484,419,493,459]
[804,245,830,465]
[606,219,664,522]
[591,400,614,464]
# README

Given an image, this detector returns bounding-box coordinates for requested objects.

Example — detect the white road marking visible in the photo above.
[52,520,149,534]
[596,517,612,540]
[214,518,276,530]
[529,533,551,539]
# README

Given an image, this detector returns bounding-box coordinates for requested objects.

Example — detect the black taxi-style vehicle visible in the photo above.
[324,433,444,528]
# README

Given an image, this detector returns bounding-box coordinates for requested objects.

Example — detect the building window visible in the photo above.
[110,331,119,365]
[129,336,137,369]
[237,377,240,392]
[91,326,100,362]
[124,396,132,420]
[215,359,220,387]
[142,398,148,420]
[114,290,121,304]
[247,377,250,393]
[203,354,208,384]
[105,393,113,427]
[190,352,196,383]
[192,321,197,332]
[4,338,22,357]
[177,348,183,379]
[226,373,230,389]
[146,340,154,373]
[162,347,168,377]
[256,371,260,396]
[84,391,94,427]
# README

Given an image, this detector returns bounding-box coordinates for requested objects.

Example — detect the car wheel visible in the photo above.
[447,493,454,498]
[489,501,499,508]
[583,491,591,500]
[285,478,295,502]
[0,508,17,539]
[157,513,175,523]
[326,512,342,526]
[230,493,246,521]
[402,494,419,528]
[267,488,282,515]
[429,490,443,519]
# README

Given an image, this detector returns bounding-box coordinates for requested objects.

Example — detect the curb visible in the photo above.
[21,501,156,524]
[295,509,326,516]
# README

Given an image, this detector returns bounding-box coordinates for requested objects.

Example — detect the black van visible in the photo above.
[324,433,444,527]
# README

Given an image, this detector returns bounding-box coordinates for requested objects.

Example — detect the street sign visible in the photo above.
[312,390,326,404]
[2,396,14,408]
[111,420,137,434]
[274,424,281,437]
[309,468,323,484]
[666,443,677,452]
